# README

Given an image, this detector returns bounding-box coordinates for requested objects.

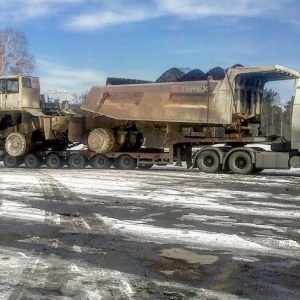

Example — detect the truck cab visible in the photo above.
[0,75,41,111]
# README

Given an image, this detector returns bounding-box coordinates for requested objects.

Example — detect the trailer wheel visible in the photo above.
[90,154,112,169]
[117,154,137,170]
[228,151,253,174]
[24,153,41,169]
[3,153,21,168]
[196,150,221,173]
[46,153,63,169]
[67,153,86,169]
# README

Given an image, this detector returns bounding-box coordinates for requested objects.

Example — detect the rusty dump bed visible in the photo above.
[81,65,300,126]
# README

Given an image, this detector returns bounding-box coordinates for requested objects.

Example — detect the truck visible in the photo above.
[80,65,300,174]
[0,64,299,174]
[0,75,143,168]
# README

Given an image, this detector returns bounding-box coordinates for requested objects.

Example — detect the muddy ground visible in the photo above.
[0,164,299,299]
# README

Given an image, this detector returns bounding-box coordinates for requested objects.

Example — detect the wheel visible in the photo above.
[3,153,21,168]
[5,132,27,156]
[24,153,42,168]
[116,154,137,170]
[196,150,221,173]
[87,128,117,153]
[46,153,63,169]
[137,163,153,170]
[228,151,254,174]
[90,154,112,169]
[67,153,86,169]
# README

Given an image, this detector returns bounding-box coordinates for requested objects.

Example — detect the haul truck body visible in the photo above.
[80,65,300,174]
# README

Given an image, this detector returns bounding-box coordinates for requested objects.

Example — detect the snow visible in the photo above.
[0,165,299,298]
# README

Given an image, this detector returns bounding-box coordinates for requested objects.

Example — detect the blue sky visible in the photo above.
[1,0,300,101]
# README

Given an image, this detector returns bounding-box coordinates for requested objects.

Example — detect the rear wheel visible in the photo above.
[196,150,221,173]
[67,153,86,169]
[24,153,42,168]
[3,153,21,168]
[117,154,137,170]
[228,151,253,174]
[90,154,112,169]
[46,153,63,169]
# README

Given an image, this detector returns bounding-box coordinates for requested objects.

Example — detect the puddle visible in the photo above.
[160,248,219,265]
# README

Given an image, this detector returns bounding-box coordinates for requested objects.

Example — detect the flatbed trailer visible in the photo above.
[1,133,298,174]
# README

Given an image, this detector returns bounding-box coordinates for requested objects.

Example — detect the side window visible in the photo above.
[6,79,19,94]
[0,80,5,94]
[22,77,32,88]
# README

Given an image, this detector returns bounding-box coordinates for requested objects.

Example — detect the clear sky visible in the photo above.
[1,0,300,101]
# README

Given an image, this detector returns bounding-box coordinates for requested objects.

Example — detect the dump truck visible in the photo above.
[0,65,300,174]
[80,65,300,174]
[0,75,143,168]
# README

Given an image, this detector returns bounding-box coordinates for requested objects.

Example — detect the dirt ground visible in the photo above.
[0,164,299,299]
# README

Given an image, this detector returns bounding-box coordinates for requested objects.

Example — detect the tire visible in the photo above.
[196,150,221,173]
[46,153,63,169]
[67,153,86,169]
[228,151,254,174]
[137,163,153,170]
[24,153,41,168]
[3,153,21,168]
[90,154,112,169]
[116,155,137,170]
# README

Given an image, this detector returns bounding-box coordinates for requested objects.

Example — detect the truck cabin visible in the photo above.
[0,75,40,111]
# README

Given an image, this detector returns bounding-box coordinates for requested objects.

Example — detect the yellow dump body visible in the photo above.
[81,65,300,131]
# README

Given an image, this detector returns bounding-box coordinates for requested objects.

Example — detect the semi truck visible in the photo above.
[0,64,299,174]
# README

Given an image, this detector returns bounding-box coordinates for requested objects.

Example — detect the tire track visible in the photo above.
[7,169,134,299]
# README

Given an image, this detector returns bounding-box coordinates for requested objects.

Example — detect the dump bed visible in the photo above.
[81,65,300,127]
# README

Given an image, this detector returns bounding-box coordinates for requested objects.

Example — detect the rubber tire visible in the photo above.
[3,153,21,168]
[90,154,112,169]
[24,153,42,169]
[67,153,86,169]
[46,153,63,169]
[196,150,221,173]
[137,164,153,170]
[116,155,137,170]
[228,151,254,174]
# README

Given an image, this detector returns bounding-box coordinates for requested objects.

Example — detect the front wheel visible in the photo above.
[196,150,221,173]
[228,151,253,174]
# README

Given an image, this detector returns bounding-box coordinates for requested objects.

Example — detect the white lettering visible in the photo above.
[180,85,209,93]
